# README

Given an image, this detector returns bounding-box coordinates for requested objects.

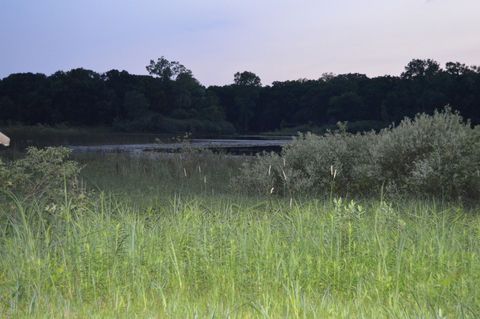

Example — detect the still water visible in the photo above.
[3,130,291,156]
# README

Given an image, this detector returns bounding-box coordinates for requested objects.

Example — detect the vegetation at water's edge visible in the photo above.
[1,57,480,134]
[236,108,480,201]
[1,109,480,317]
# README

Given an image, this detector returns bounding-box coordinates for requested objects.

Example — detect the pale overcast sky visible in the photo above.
[1,0,479,85]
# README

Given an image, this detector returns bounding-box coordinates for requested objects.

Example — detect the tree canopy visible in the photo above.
[1,58,479,134]
[234,71,262,87]
[146,57,192,81]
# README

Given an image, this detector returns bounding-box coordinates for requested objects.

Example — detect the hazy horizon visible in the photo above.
[1,0,479,85]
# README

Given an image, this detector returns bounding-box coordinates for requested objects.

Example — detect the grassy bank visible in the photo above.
[1,145,479,318]
[76,152,245,205]
[1,194,479,318]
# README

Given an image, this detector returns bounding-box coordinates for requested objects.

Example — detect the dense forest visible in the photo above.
[1,58,479,134]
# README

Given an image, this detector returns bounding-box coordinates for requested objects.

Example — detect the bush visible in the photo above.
[0,147,81,200]
[235,108,480,200]
[235,127,378,197]
[375,109,480,199]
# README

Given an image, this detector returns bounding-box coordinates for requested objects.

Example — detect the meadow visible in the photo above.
[1,109,480,318]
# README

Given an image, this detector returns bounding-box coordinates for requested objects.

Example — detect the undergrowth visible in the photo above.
[1,112,479,318]
[1,195,479,318]
[236,108,480,201]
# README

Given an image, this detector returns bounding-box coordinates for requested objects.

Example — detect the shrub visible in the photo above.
[0,147,81,200]
[233,151,283,196]
[235,107,480,200]
[234,126,379,197]
[375,109,480,199]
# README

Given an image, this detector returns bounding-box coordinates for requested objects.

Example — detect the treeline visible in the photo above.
[1,58,479,133]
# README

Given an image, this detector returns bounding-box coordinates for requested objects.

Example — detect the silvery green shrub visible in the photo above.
[236,107,480,200]
[235,126,379,197]
[375,108,480,199]
[233,152,284,196]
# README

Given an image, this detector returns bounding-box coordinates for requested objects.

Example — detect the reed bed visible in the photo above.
[1,193,479,318]
[1,146,479,318]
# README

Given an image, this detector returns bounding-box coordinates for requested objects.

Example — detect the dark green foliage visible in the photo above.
[123,90,150,120]
[328,91,367,121]
[401,59,441,79]
[234,71,262,87]
[113,115,235,134]
[1,58,480,134]
[236,108,480,200]
[212,60,480,132]
[146,56,192,80]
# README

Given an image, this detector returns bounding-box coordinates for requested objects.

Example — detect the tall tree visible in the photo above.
[401,59,441,79]
[146,57,192,81]
[234,71,262,87]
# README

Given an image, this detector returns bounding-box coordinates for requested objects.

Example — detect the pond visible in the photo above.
[1,129,292,156]
[69,138,291,156]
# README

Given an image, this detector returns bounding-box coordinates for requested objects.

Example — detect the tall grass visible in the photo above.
[1,134,479,317]
[1,194,479,318]
[76,152,245,205]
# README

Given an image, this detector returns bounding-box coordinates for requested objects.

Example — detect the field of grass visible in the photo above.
[1,153,479,318]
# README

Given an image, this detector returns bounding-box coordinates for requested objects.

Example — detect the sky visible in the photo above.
[1,0,479,85]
